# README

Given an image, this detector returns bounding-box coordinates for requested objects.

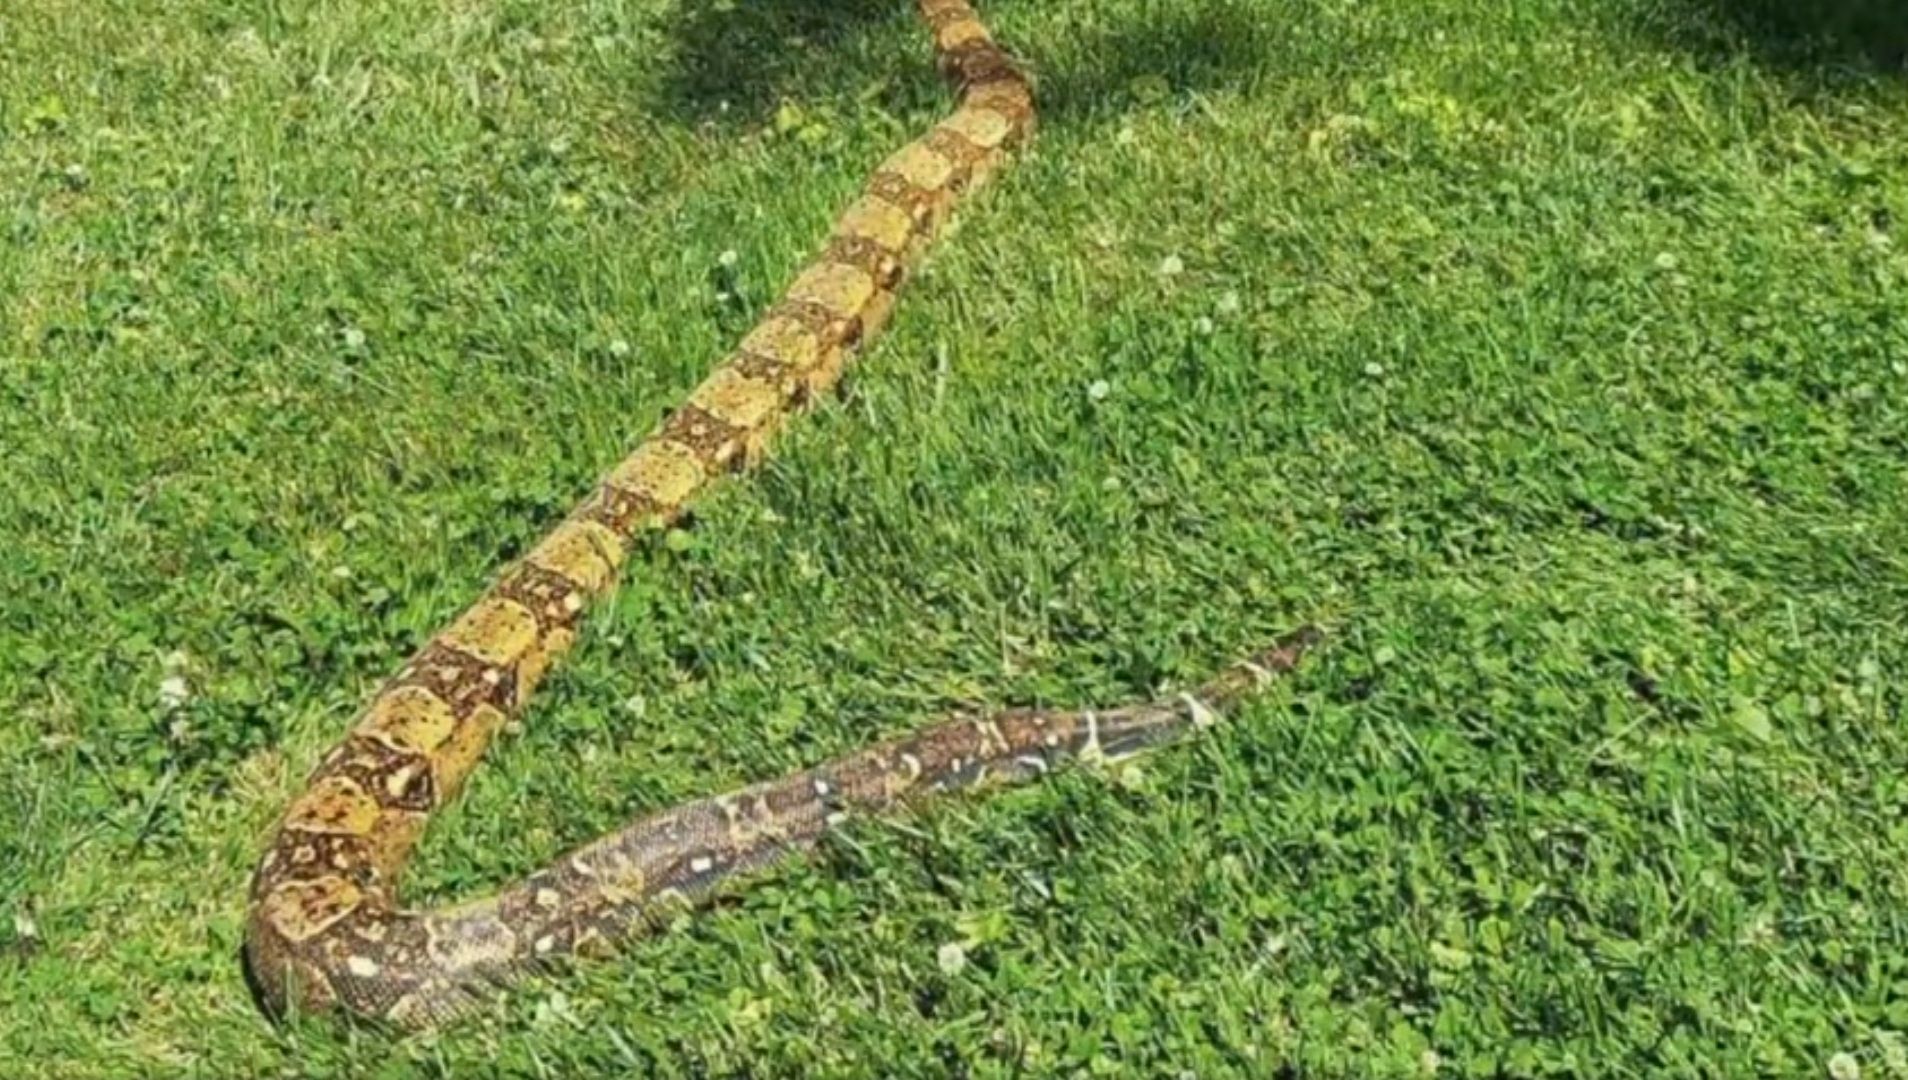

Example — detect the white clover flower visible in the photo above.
[936,941,967,975]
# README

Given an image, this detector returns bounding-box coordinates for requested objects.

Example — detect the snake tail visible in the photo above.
[243,0,1312,1029]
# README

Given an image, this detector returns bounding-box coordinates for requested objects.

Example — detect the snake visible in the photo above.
[243,0,1320,1028]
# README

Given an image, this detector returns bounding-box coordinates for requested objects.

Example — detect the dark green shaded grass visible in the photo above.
[3,0,1907,1075]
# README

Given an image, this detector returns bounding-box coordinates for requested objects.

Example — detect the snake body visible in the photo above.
[244,0,1316,1027]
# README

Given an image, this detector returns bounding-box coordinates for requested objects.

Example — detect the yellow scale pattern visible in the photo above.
[243,0,1041,1026]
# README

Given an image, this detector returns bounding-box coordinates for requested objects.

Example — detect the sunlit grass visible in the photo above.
[3,0,1906,1075]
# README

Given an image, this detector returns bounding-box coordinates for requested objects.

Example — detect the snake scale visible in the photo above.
[243,0,1319,1028]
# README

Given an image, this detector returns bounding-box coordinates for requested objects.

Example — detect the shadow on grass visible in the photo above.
[1030,0,1292,126]
[1644,0,1907,79]
[653,0,1281,131]
[653,0,918,128]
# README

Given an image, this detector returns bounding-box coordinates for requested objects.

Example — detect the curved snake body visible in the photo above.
[244,0,1316,1027]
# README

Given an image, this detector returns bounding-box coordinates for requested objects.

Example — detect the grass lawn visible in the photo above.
[4,0,1908,1075]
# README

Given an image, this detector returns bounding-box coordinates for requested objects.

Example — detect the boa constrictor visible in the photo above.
[244,0,1319,1028]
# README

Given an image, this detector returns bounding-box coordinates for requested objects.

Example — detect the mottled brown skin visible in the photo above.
[244,0,1318,1028]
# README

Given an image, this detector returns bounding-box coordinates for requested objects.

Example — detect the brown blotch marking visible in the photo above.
[966,79,1036,137]
[942,41,1020,87]
[869,172,937,229]
[772,296,854,344]
[760,774,826,819]
[324,730,415,774]
[260,876,364,944]
[824,235,906,292]
[996,708,1057,754]
[720,792,784,846]
[360,682,508,803]
[828,753,891,807]
[382,759,435,808]
[246,0,1041,1026]
[661,402,746,469]
[730,350,801,400]
[766,300,858,394]
[272,830,394,891]
[497,562,589,637]
[580,483,668,537]
[307,839,373,881]
[394,642,514,715]
[310,738,441,828]
[923,127,987,181]
[972,718,1010,756]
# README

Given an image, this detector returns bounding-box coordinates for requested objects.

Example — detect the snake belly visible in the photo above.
[243,0,1315,1028]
